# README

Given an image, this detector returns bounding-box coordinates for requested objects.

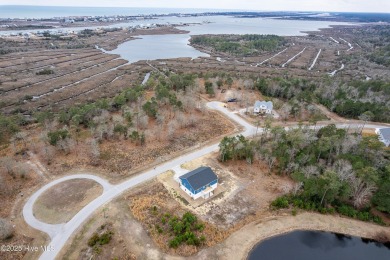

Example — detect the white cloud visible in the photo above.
[0,0,389,12]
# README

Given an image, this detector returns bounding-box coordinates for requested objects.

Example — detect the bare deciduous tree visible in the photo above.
[138,115,149,130]
[302,165,319,178]
[0,218,14,240]
[279,103,291,123]
[167,121,178,142]
[56,137,75,155]
[265,155,276,174]
[41,145,55,165]
[14,162,29,179]
[89,138,100,166]
[0,157,16,177]
[350,177,377,209]
[333,159,354,182]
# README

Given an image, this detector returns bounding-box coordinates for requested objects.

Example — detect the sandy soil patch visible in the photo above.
[33,179,103,224]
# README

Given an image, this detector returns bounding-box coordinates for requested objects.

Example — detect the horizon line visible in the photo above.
[0,5,389,15]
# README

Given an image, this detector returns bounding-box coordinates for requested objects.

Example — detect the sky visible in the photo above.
[0,0,389,13]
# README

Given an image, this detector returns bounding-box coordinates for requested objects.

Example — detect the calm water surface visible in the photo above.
[106,34,210,63]
[248,231,390,260]
[107,16,353,63]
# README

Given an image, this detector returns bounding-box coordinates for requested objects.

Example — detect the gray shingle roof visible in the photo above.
[379,128,390,140]
[254,101,273,110]
[179,167,218,191]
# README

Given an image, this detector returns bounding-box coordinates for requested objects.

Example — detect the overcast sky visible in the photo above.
[1,0,389,13]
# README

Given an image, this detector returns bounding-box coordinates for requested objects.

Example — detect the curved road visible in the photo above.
[22,101,388,260]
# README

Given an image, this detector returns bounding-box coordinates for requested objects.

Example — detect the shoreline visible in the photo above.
[211,212,389,260]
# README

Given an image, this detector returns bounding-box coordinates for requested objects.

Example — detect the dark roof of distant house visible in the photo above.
[179,167,218,191]
[379,128,390,140]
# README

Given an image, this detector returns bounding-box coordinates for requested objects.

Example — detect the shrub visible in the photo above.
[337,205,357,218]
[99,231,113,245]
[88,233,100,247]
[0,218,14,240]
[169,237,180,248]
[166,212,206,248]
[271,197,289,209]
[292,209,297,216]
[36,68,54,75]
[47,129,69,146]
[88,230,113,247]
[195,223,205,231]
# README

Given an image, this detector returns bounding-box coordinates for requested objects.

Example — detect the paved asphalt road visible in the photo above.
[22,101,389,260]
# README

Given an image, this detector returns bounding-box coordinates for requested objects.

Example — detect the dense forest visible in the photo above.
[255,77,390,123]
[191,34,286,56]
[219,125,390,222]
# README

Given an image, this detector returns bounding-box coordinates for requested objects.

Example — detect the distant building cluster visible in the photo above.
[0,23,161,39]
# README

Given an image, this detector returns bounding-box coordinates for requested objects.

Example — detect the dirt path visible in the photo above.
[208,212,390,260]
[314,104,345,122]
[27,152,49,180]
[281,47,306,67]
[256,48,288,66]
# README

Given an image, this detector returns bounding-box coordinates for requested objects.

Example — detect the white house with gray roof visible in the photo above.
[254,101,273,115]
[376,128,390,147]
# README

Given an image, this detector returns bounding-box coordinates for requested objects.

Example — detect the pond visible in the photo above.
[248,230,390,260]
[106,34,210,64]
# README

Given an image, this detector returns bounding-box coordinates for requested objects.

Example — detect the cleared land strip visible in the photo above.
[0,50,89,69]
[4,59,126,98]
[256,48,288,66]
[37,70,127,105]
[281,47,307,67]
[1,59,127,110]
[0,51,102,77]
[339,37,353,51]
[308,49,322,70]
[329,37,340,44]
[1,54,118,92]
[0,54,68,71]
[33,60,127,99]
[289,47,316,68]
[328,63,345,76]
[48,72,129,107]
[52,73,146,109]
[0,54,63,63]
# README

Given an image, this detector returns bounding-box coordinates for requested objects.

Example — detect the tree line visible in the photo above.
[254,76,390,123]
[219,125,390,220]
[191,34,286,56]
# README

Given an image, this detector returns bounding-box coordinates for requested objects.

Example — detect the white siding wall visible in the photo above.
[180,183,218,200]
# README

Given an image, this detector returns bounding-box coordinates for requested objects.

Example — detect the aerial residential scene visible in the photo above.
[0,0,390,259]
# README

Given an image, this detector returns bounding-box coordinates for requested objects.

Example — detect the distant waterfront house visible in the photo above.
[179,167,218,200]
[254,101,273,114]
[376,128,390,147]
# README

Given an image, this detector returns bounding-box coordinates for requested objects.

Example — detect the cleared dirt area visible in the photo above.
[178,154,294,228]
[33,179,103,224]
